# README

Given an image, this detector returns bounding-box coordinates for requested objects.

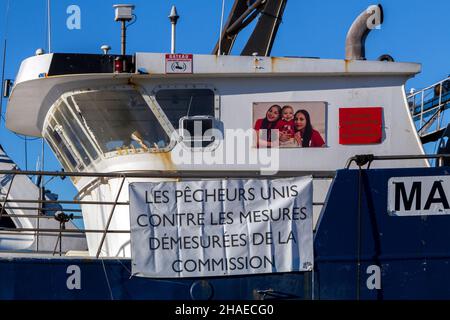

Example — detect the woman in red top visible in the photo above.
[293,109,325,147]
[254,104,281,148]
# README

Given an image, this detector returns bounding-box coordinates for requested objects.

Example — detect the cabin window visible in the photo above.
[179,116,217,148]
[154,87,218,148]
[45,109,90,172]
[155,88,216,129]
[45,87,173,169]
[53,109,90,167]
[63,97,101,163]
[46,86,215,171]
[45,97,104,171]
[72,89,171,155]
[44,118,78,171]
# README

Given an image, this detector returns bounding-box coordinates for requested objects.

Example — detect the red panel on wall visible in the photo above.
[339,107,383,144]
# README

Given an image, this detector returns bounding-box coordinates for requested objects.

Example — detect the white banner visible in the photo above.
[129,177,314,278]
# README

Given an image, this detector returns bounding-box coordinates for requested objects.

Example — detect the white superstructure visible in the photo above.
[5,52,427,256]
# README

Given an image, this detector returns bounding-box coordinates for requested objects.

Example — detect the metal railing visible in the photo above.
[407,76,450,142]
[345,153,450,169]
[1,155,448,258]
[0,169,335,258]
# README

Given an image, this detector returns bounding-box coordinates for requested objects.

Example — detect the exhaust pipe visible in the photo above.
[345,4,383,60]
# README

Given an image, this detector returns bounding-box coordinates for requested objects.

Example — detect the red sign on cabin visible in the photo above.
[165,54,193,74]
[339,107,383,144]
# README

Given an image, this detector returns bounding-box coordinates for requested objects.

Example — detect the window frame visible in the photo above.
[150,84,221,151]
[43,83,222,172]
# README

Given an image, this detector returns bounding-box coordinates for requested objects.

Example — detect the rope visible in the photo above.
[356,164,363,300]
[100,255,114,300]
[115,258,132,275]
[126,14,137,28]
[24,137,28,171]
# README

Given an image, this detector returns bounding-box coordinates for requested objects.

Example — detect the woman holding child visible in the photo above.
[255,105,325,148]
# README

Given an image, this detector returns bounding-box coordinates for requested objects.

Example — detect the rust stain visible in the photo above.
[270,57,277,71]
[157,152,176,171]
[253,56,260,70]
[271,56,296,73]
[344,59,352,73]
[271,56,290,64]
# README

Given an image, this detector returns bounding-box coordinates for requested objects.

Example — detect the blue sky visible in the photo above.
[0,0,449,207]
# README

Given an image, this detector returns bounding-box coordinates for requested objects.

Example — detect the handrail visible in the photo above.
[2,157,446,257]
[0,173,15,219]
[0,168,334,256]
[1,213,82,219]
[0,169,336,179]
[407,76,450,99]
[0,227,129,234]
[96,176,126,258]
[345,153,450,169]
[407,76,450,140]
[1,198,128,205]
[1,207,82,212]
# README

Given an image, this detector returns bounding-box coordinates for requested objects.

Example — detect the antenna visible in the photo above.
[218,0,226,56]
[113,4,135,55]
[101,45,111,55]
[0,0,10,120]
[47,0,51,52]
[168,6,179,54]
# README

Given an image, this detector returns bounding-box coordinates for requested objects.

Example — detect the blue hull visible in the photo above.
[1,167,449,300]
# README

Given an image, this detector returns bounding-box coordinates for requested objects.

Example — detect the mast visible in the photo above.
[0,0,10,119]
[169,6,179,54]
[212,0,288,56]
[47,0,51,53]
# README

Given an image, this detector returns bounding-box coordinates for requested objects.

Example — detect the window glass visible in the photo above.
[155,89,215,129]
[53,109,90,167]
[46,123,78,169]
[73,90,170,154]
[64,97,100,161]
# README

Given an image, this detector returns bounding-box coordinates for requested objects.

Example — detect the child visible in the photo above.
[277,105,296,147]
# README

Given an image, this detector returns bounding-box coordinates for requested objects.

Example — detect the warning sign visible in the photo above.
[165,54,193,74]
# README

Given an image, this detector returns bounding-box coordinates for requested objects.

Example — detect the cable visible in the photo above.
[0,114,40,140]
[100,256,114,300]
[24,136,28,170]
[0,41,7,121]
[126,14,137,28]
[0,0,11,121]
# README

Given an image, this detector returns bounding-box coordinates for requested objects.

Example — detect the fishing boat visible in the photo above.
[0,1,449,300]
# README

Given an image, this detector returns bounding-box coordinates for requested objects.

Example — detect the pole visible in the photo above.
[171,22,176,54]
[218,0,225,56]
[0,39,6,118]
[121,21,126,55]
[168,6,179,54]
[47,0,51,52]
[0,0,10,118]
